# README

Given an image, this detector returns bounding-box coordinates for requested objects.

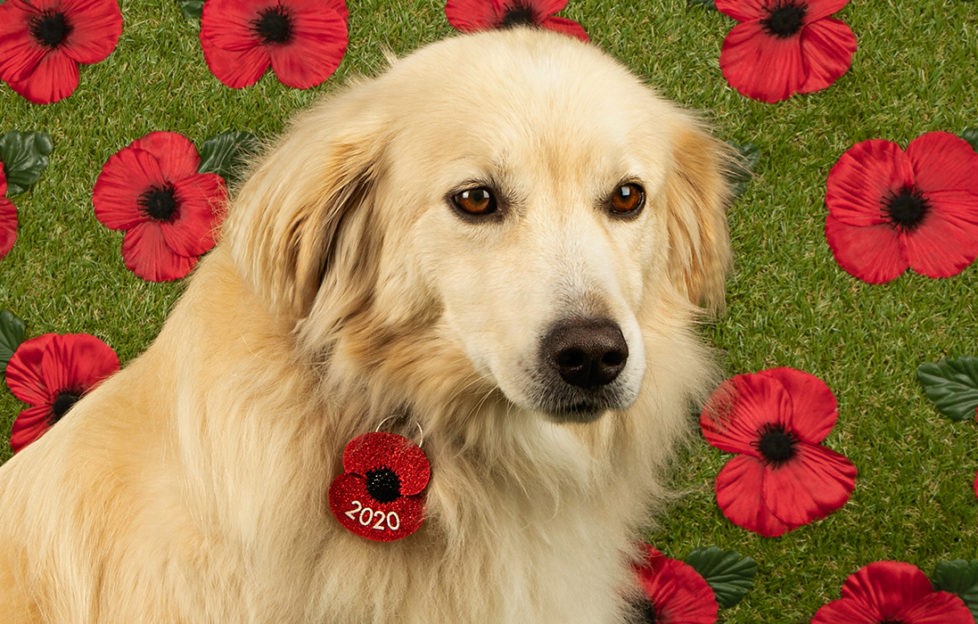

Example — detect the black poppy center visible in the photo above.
[50,390,82,424]
[754,424,798,466]
[365,467,402,503]
[637,600,659,623]
[30,10,73,49]
[500,4,538,28]
[252,6,294,44]
[138,184,179,222]
[761,2,807,38]
[883,186,930,230]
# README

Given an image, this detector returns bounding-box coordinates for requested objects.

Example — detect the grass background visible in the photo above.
[1,0,976,621]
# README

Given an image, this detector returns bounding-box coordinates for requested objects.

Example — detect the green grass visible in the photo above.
[1,1,977,621]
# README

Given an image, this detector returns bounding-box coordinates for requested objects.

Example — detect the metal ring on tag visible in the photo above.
[374,415,425,448]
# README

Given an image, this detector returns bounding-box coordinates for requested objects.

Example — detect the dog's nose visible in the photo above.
[542,318,628,389]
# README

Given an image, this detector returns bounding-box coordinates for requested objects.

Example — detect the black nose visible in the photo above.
[542,318,629,389]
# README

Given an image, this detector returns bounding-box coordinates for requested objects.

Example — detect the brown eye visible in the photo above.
[451,187,498,217]
[610,183,645,216]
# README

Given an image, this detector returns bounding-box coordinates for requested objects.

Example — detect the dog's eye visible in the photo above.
[451,187,498,217]
[609,183,645,216]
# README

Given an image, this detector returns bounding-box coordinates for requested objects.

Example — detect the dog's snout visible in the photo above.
[543,319,628,389]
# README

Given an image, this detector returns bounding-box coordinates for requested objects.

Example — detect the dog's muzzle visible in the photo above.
[537,317,631,422]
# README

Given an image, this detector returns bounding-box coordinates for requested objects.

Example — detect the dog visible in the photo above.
[0,26,732,623]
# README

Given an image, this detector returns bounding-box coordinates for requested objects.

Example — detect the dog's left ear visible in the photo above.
[663,124,734,314]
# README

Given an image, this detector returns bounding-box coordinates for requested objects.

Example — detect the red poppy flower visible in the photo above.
[716,0,857,103]
[199,0,349,89]
[633,544,719,624]
[445,0,589,42]
[93,131,227,282]
[5,333,120,453]
[0,0,122,104]
[328,432,431,542]
[700,367,857,537]
[0,166,16,260]
[825,131,978,284]
[810,561,974,624]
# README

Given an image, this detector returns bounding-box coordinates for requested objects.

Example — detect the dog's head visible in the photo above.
[223,28,732,424]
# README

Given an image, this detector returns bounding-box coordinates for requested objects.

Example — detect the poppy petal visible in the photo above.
[906,131,978,195]
[130,132,202,183]
[5,49,80,104]
[761,442,856,526]
[5,334,57,405]
[0,2,47,83]
[798,17,857,95]
[758,367,838,443]
[531,0,571,12]
[720,21,807,103]
[715,454,799,537]
[121,222,199,282]
[10,404,54,453]
[714,0,766,22]
[839,561,937,619]
[57,0,123,65]
[201,36,271,89]
[901,196,978,278]
[540,16,589,42]
[157,174,225,257]
[701,372,792,457]
[896,591,975,624]
[37,334,119,404]
[825,214,908,284]
[810,598,883,624]
[0,197,17,260]
[635,552,719,624]
[93,147,165,231]
[342,432,431,496]
[323,0,349,21]
[266,5,347,89]
[328,472,426,541]
[803,0,853,23]
[825,139,914,228]
[289,0,349,20]
[445,0,508,31]
[199,0,266,51]
[901,191,978,279]
[815,561,976,624]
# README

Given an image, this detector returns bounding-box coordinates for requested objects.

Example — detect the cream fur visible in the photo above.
[0,28,732,623]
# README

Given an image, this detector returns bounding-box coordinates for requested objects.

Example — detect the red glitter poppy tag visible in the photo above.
[328,431,431,542]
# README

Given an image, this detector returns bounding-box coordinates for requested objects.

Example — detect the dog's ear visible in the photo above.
[663,124,734,314]
[222,86,389,321]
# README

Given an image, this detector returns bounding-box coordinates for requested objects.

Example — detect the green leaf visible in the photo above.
[197,132,260,185]
[176,0,204,19]
[689,0,718,9]
[917,357,978,422]
[726,141,760,198]
[0,131,54,196]
[932,560,978,620]
[684,546,757,608]
[962,128,978,153]
[0,310,26,372]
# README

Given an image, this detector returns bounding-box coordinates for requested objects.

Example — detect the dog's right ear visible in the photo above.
[222,84,389,322]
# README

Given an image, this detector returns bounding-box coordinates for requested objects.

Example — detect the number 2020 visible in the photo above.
[344,500,401,531]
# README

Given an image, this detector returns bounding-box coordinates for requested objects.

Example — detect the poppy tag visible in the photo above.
[328,431,431,542]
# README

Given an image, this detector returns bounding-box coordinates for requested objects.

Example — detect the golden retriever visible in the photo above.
[0,27,731,623]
